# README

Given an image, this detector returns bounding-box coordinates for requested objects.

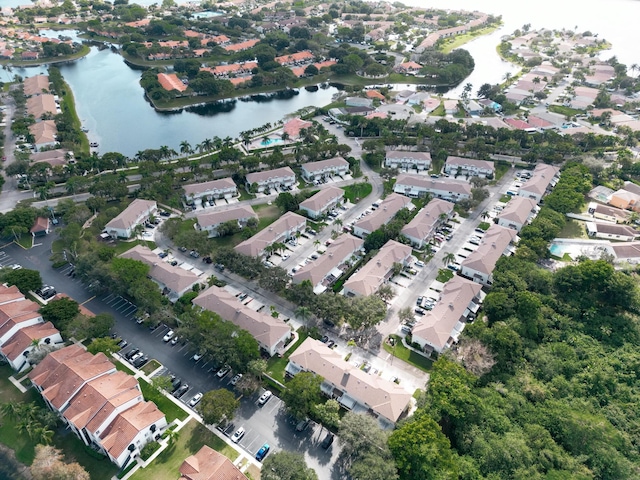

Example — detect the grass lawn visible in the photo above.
[110,239,157,255]
[267,328,309,383]
[237,189,254,202]
[436,269,454,283]
[439,24,502,54]
[494,162,511,181]
[383,178,396,196]
[478,221,491,231]
[53,429,118,480]
[558,219,587,239]
[341,183,372,203]
[500,194,512,203]
[142,360,161,375]
[130,420,238,480]
[430,103,445,116]
[383,335,432,373]
[114,360,135,375]
[549,105,585,118]
[138,380,189,423]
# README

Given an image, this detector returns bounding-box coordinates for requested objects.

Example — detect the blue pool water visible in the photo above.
[261,137,283,146]
[549,244,567,256]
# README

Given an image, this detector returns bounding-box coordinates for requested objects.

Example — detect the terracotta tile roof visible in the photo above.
[1,322,59,361]
[275,50,314,65]
[180,445,248,480]
[193,286,290,351]
[100,401,165,460]
[30,148,69,167]
[0,284,25,305]
[223,39,260,52]
[29,120,57,146]
[30,217,49,234]
[26,94,57,118]
[63,371,141,433]
[158,73,187,93]
[282,118,312,139]
[288,338,412,422]
[365,90,385,100]
[29,344,85,386]
[0,300,42,338]
[33,350,115,410]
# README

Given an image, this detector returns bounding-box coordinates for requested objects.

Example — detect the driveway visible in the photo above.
[3,232,343,480]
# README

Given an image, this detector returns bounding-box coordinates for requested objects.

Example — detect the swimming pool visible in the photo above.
[261,137,283,146]
[549,243,568,257]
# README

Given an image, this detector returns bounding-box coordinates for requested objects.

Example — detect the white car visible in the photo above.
[188,392,203,407]
[415,260,425,268]
[230,373,243,386]
[231,427,245,443]
[258,390,273,405]
[163,330,175,342]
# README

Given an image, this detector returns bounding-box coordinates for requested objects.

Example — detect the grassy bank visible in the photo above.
[439,24,503,54]
[58,75,90,155]
[0,45,90,68]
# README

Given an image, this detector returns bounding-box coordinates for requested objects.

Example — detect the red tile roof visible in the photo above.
[100,402,165,460]
[180,445,248,480]
[157,73,187,93]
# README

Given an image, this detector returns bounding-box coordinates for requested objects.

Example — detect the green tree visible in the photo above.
[3,268,42,294]
[281,372,323,421]
[389,414,459,480]
[87,337,120,356]
[197,388,240,425]
[275,192,300,212]
[65,312,114,340]
[261,451,319,480]
[40,297,80,331]
[313,399,341,430]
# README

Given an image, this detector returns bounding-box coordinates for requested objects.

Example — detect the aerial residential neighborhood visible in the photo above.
[1,0,640,478]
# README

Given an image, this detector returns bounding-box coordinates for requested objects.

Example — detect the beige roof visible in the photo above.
[593,203,629,220]
[385,150,431,161]
[245,166,295,185]
[1,322,59,361]
[120,245,199,294]
[193,285,290,351]
[289,338,412,422]
[299,186,344,213]
[29,120,57,145]
[395,174,472,196]
[23,74,50,96]
[196,205,256,229]
[31,349,115,410]
[0,284,25,305]
[301,157,349,174]
[100,401,165,460]
[497,196,537,225]
[183,178,236,197]
[26,93,57,118]
[344,240,412,296]
[354,193,412,233]
[412,276,481,351]
[520,163,560,196]
[105,199,157,231]
[401,198,454,241]
[234,211,306,257]
[30,148,69,166]
[293,234,363,286]
[587,222,639,237]
[179,445,248,480]
[611,242,640,260]
[461,225,517,276]
[63,371,141,433]
[445,156,494,172]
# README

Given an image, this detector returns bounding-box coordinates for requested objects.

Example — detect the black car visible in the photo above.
[125,348,140,360]
[133,355,148,368]
[320,335,329,343]
[160,211,171,217]
[117,339,128,349]
[178,246,187,252]
[171,378,182,392]
[321,433,334,449]
[202,256,213,264]
[174,384,189,398]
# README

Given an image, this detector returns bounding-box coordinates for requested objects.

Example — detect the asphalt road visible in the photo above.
[2,232,342,480]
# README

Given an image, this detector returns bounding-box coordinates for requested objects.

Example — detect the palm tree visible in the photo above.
[295,306,312,328]
[202,138,213,152]
[442,252,456,266]
[31,426,54,445]
[334,218,343,227]
[179,140,192,156]
[1,402,20,421]
[481,211,490,221]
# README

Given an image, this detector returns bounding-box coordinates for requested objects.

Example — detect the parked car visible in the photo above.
[174,384,189,398]
[230,373,243,386]
[217,365,231,378]
[192,352,204,361]
[171,378,182,392]
[231,427,245,443]
[415,260,425,267]
[125,348,140,360]
[170,336,179,346]
[255,444,270,461]
[163,330,175,342]
[296,418,310,432]
[189,250,200,258]
[117,339,128,349]
[133,355,148,368]
[258,390,273,405]
[321,433,334,449]
[189,392,203,407]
